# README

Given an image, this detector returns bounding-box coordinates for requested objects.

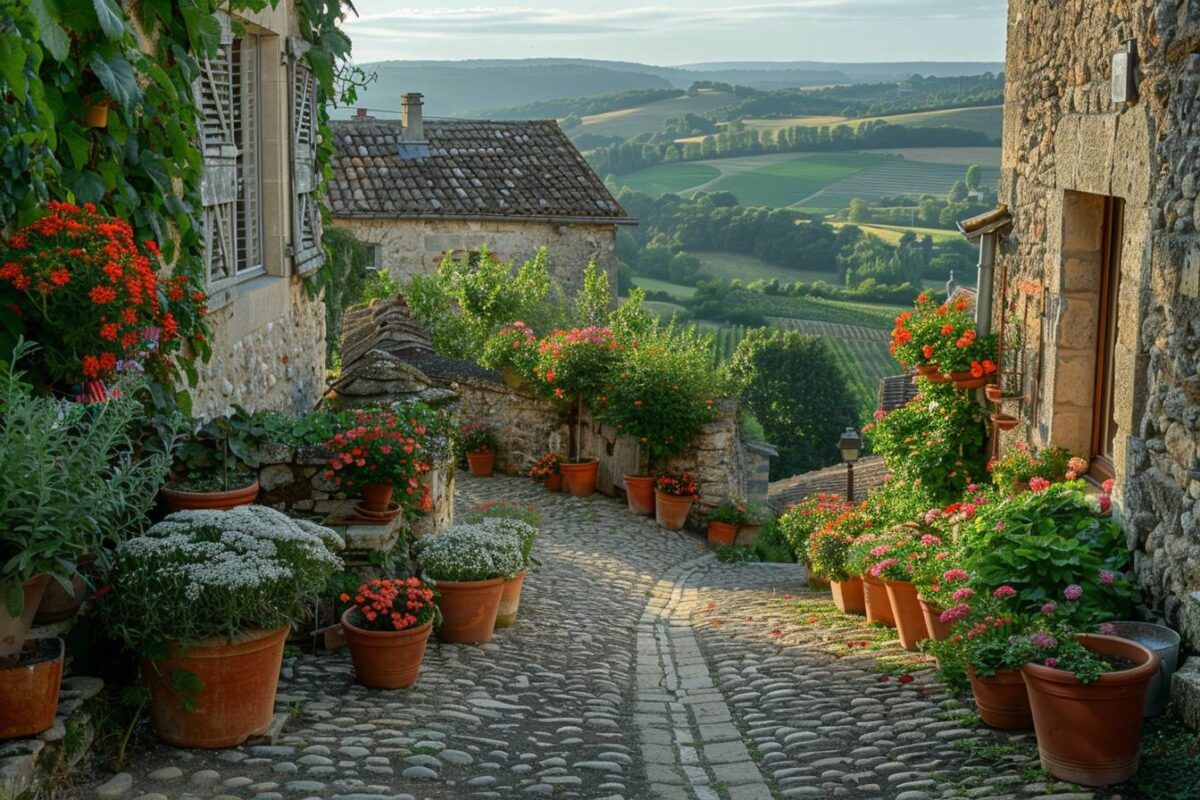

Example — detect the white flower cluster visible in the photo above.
[416,523,526,582]
[473,517,537,565]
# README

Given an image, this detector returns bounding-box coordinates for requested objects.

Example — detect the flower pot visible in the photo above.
[968,666,1032,730]
[924,369,951,384]
[84,103,109,128]
[0,638,64,739]
[495,571,526,628]
[654,491,695,530]
[501,366,526,390]
[33,573,89,625]
[560,459,599,497]
[1,574,50,659]
[830,577,866,615]
[984,383,1003,403]
[623,475,656,515]
[915,364,940,377]
[1021,633,1158,786]
[359,482,394,512]
[884,580,927,651]
[861,576,895,628]
[341,612,432,689]
[807,573,831,591]
[949,370,986,390]
[919,598,955,641]
[1108,620,1181,718]
[990,412,1020,432]
[467,450,495,477]
[706,520,737,546]
[735,524,762,547]
[161,480,260,512]
[434,577,505,644]
[545,473,562,492]
[142,625,289,749]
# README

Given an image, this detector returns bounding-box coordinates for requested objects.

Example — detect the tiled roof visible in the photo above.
[327,119,632,222]
[767,456,889,510]
[878,373,919,412]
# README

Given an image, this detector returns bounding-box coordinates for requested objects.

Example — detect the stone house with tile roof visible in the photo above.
[327,95,635,298]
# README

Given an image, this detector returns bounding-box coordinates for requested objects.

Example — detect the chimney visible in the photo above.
[355,107,368,118]
[401,93,424,141]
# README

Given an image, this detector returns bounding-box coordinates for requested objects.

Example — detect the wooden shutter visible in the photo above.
[196,11,238,288]
[288,37,324,275]
[233,35,262,275]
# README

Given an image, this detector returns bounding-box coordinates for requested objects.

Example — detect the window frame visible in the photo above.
[1087,196,1123,484]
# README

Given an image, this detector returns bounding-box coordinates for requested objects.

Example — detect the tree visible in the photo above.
[965,164,982,191]
[727,329,857,480]
[848,197,872,223]
[948,180,969,202]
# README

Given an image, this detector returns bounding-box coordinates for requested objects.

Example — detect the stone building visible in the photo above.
[326,95,634,297]
[985,0,1199,688]
[188,3,329,418]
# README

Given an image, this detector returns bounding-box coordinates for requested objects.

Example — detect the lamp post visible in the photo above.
[838,427,862,501]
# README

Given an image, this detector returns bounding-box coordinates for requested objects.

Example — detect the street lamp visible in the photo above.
[838,427,862,501]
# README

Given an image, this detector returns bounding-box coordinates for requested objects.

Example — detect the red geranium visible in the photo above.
[340,577,438,632]
[654,472,700,497]
[324,409,433,512]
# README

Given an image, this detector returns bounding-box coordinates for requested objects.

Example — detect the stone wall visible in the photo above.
[191,278,327,419]
[334,216,620,300]
[995,1,1200,648]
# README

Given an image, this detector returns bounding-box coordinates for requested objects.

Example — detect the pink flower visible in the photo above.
[951,587,975,601]
[939,604,970,623]
[1098,622,1117,635]
[1068,457,1088,475]
[1099,571,1115,586]
[1099,495,1112,513]
[967,483,978,492]
[994,521,1006,531]
[1102,478,1115,494]
[1030,632,1057,649]
[1029,476,1050,492]
[942,569,969,582]
[1041,602,1057,615]
[924,508,942,524]
[919,534,942,546]
[873,409,886,420]
[992,585,1017,599]
[1064,584,1084,601]
[1044,657,1058,668]
[869,558,898,577]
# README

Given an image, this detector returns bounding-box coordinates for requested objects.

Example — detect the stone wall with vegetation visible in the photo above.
[996,0,1200,644]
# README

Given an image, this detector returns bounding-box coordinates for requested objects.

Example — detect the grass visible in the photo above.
[827,220,961,245]
[631,276,696,299]
[727,105,1003,140]
[616,162,721,196]
[694,252,840,285]
[575,89,739,139]
[705,153,885,208]
[642,300,690,321]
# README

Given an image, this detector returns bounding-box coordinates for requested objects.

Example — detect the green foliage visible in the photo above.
[320,227,373,367]
[727,328,857,479]
[574,261,612,326]
[1134,714,1200,800]
[752,519,795,563]
[715,545,759,563]
[990,444,1074,493]
[777,493,856,564]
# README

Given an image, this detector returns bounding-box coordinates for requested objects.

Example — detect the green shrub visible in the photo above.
[777,493,856,563]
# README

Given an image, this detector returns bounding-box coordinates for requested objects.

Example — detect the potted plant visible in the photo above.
[914,563,973,641]
[778,493,856,569]
[162,414,262,511]
[928,299,998,389]
[653,473,699,530]
[987,444,1075,495]
[340,577,438,689]
[805,520,864,615]
[890,292,943,375]
[529,451,565,492]
[100,505,344,748]
[480,321,538,390]
[706,499,748,546]
[458,423,498,477]
[951,591,1036,729]
[873,529,954,652]
[734,501,772,547]
[463,502,541,628]
[325,408,434,516]
[846,532,895,627]
[415,523,525,643]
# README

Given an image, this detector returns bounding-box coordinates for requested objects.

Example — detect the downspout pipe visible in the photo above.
[974,232,997,337]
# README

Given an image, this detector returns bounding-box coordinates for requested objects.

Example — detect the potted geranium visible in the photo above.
[778,493,856,569]
[805,519,864,615]
[415,523,525,643]
[706,498,749,546]
[340,577,438,689]
[458,423,498,477]
[100,506,343,748]
[890,292,943,375]
[529,451,565,491]
[929,301,998,389]
[325,409,433,516]
[952,590,1035,730]
[653,473,699,530]
[480,321,538,389]
[876,528,956,651]
[988,444,1075,495]
[846,530,895,627]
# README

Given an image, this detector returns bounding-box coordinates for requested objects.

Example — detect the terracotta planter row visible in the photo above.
[914,362,985,390]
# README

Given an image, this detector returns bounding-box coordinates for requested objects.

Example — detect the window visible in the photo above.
[365,243,382,271]
[1089,197,1123,482]
[232,36,263,277]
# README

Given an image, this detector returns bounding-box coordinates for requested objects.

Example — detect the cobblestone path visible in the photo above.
[98,477,1110,800]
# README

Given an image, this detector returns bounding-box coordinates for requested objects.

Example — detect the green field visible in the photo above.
[801,158,1000,208]
[575,89,738,139]
[827,220,961,245]
[706,153,885,208]
[695,252,840,285]
[771,317,897,414]
[616,163,721,196]
[741,293,905,329]
[727,105,1003,140]
[631,276,696,299]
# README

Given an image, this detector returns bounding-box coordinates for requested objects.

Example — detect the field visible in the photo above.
[616,163,720,196]
[574,89,738,139]
[712,105,1003,140]
[632,276,696,299]
[694,252,840,285]
[771,318,896,413]
[706,153,884,208]
[827,220,961,245]
[798,158,1000,209]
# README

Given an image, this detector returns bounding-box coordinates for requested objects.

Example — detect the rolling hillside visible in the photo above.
[571,90,739,139]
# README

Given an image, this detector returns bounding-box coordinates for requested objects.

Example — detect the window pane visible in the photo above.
[233,35,263,275]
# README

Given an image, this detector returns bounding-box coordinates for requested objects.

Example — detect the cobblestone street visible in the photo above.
[98,477,1113,800]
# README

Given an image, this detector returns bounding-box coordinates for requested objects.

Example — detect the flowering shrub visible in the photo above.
[805,519,861,582]
[927,299,993,375]
[778,493,857,564]
[456,422,497,456]
[480,321,539,378]
[324,407,436,511]
[708,497,752,525]
[101,506,344,654]
[952,594,1032,677]
[528,451,565,484]
[655,473,700,497]
[341,577,438,632]
[465,501,542,533]
[1016,626,1114,684]
[989,443,1076,494]
[889,292,941,367]
[473,517,538,568]
[415,523,526,582]
[825,513,880,577]
[534,326,622,406]
[0,201,207,386]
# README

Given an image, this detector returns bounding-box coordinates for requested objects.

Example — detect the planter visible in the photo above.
[434,577,505,644]
[918,598,955,641]
[706,520,737,546]
[1021,633,1158,786]
[143,625,289,749]
[560,459,599,497]
[623,475,656,515]
[1,574,50,659]
[990,413,1020,432]
[884,580,927,651]
[0,638,64,739]
[501,366,526,390]
[467,450,495,477]
[359,482,394,512]
[654,491,695,530]
[33,572,89,625]
[861,576,895,628]
[808,573,831,591]
[495,571,526,628]
[924,369,951,384]
[341,612,432,689]
[161,480,260,512]
[948,370,986,390]
[84,103,109,128]
[915,363,940,377]
[830,577,866,615]
[984,383,1003,403]
[968,666,1032,730]
[1109,620,1180,718]
[545,473,562,492]
[735,524,762,547]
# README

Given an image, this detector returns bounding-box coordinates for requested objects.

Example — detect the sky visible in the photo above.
[342,1,1008,65]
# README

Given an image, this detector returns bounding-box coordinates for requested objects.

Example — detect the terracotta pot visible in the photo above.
[359,483,394,512]
[623,475,656,515]
[84,103,108,128]
[33,574,88,625]
[161,480,260,512]
[915,364,940,377]
[990,413,1020,432]
[985,383,1003,402]
[885,580,927,651]
[654,491,695,530]
[495,571,526,628]
[0,638,64,738]
[706,520,737,546]
[467,450,495,477]
[924,369,951,384]
[341,612,432,689]
[948,370,987,389]
[1022,634,1158,786]
[501,366,526,390]
[807,573,831,591]
[560,459,599,497]
[434,577,505,644]
[831,576,866,615]
[861,576,896,627]
[1,574,50,659]
[735,524,762,547]
[143,625,288,749]
[968,666,1032,730]
[919,598,955,641]
[545,473,562,492]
